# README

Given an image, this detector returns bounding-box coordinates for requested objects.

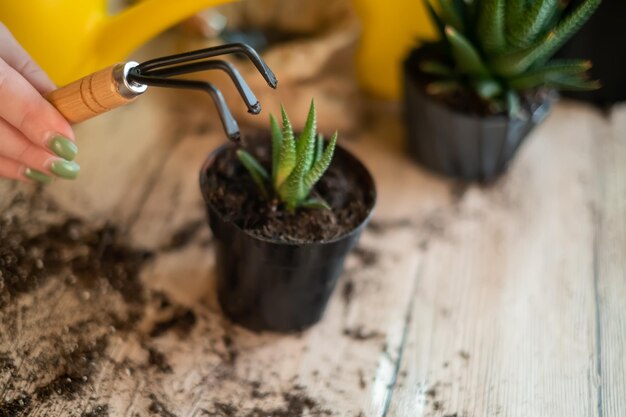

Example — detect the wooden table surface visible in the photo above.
[1,36,625,417]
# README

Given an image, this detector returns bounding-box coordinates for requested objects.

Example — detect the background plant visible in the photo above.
[419,0,601,115]
[237,100,338,212]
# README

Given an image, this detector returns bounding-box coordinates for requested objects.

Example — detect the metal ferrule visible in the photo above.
[113,61,148,98]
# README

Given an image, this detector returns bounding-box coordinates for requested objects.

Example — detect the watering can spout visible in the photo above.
[97,0,236,72]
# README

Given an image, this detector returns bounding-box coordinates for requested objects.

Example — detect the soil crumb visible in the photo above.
[352,246,378,267]
[162,219,205,251]
[147,347,173,374]
[82,404,110,417]
[150,308,197,338]
[341,279,354,307]
[149,394,178,417]
[244,389,331,417]
[222,334,238,364]
[342,326,383,341]
[203,135,375,244]
[367,218,413,235]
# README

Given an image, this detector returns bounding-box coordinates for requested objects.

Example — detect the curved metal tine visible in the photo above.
[144,60,261,115]
[129,73,240,142]
[137,43,278,89]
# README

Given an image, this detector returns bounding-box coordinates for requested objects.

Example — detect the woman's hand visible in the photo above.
[0,23,79,184]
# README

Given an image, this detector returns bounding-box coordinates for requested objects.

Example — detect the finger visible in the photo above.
[0,154,53,184]
[0,57,75,147]
[0,117,79,180]
[0,23,55,94]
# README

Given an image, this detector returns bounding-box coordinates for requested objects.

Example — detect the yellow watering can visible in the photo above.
[0,0,235,86]
[352,0,435,99]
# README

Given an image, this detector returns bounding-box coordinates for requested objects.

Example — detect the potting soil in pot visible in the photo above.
[204,136,371,244]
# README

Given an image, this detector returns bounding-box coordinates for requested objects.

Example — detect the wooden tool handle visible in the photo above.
[46,63,146,124]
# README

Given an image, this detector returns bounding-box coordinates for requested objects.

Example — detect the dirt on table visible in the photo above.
[203,134,374,244]
[0,192,334,417]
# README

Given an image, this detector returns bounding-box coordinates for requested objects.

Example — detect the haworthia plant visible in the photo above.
[420,0,601,115]
[237,100,338,212]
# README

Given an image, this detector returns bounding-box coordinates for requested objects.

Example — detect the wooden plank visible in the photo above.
[595,104,626,416]
[388,104,603,417]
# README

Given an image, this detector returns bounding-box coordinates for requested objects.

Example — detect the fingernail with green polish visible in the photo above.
[50,160,80,180]
[48,136,78,161]
[24,168,54,184]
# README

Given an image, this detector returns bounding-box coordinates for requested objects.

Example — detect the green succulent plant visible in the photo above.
[237,100,338,212]
[419,0,601,115]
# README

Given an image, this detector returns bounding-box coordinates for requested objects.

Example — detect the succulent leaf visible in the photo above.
[508,60,592,90]
[303,131,338,192]
[419,60,455,76]
[506,90,522,119]
[425,80,461,95]
[491,0,601,76]
[445,26,490,77]
[275,105,296,188]
[506,0,528,34]
[296,100,318,174]
[300,197,331,210]
[237,150,269,199]
[313,133,325,165]
[423,0,448,40]
[269,114,282,183]
[437,0,464,31]
[545,74,601,91]
[508,0,559,49]
[473,79,503,99]
[477,0,506,54]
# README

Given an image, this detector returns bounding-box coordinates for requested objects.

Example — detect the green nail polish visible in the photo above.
[48,136,78,161]
[50,160,80,180]
[24,168,54,184]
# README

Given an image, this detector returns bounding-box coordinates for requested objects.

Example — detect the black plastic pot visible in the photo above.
[403,49,553,182]
[558,1,626,106]
[199,143,376,333]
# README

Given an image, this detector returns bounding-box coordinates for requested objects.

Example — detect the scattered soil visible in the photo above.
[352,246,378,267]
[33,336,108,402]
[0,393,30,417]
[0,193,197,415]
[147,347,173,374]
[149,308,197,338]
[203,135,374,243]
[459,350,470,361]
[162,219,206,251]
[367,218,413,235]
[358,369,367,390]
[82,404,110,417]
[341,279,354,307]
[212,402,238,416]
[0,193,337,416]
[243,389,331,417]
[149,394,178,417]
[0,214,152,311]
[222,334,238,364]
[342,326,383,341]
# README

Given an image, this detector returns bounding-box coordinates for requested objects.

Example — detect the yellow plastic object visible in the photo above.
[0,0,235,85]
[352,0,435,99]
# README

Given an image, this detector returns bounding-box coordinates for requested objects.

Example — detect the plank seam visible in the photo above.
[593,184,604,417]
[381,263,423,417]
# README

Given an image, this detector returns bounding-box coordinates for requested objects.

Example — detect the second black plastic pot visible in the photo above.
[199,142,376,332]
[403,48,553,182]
